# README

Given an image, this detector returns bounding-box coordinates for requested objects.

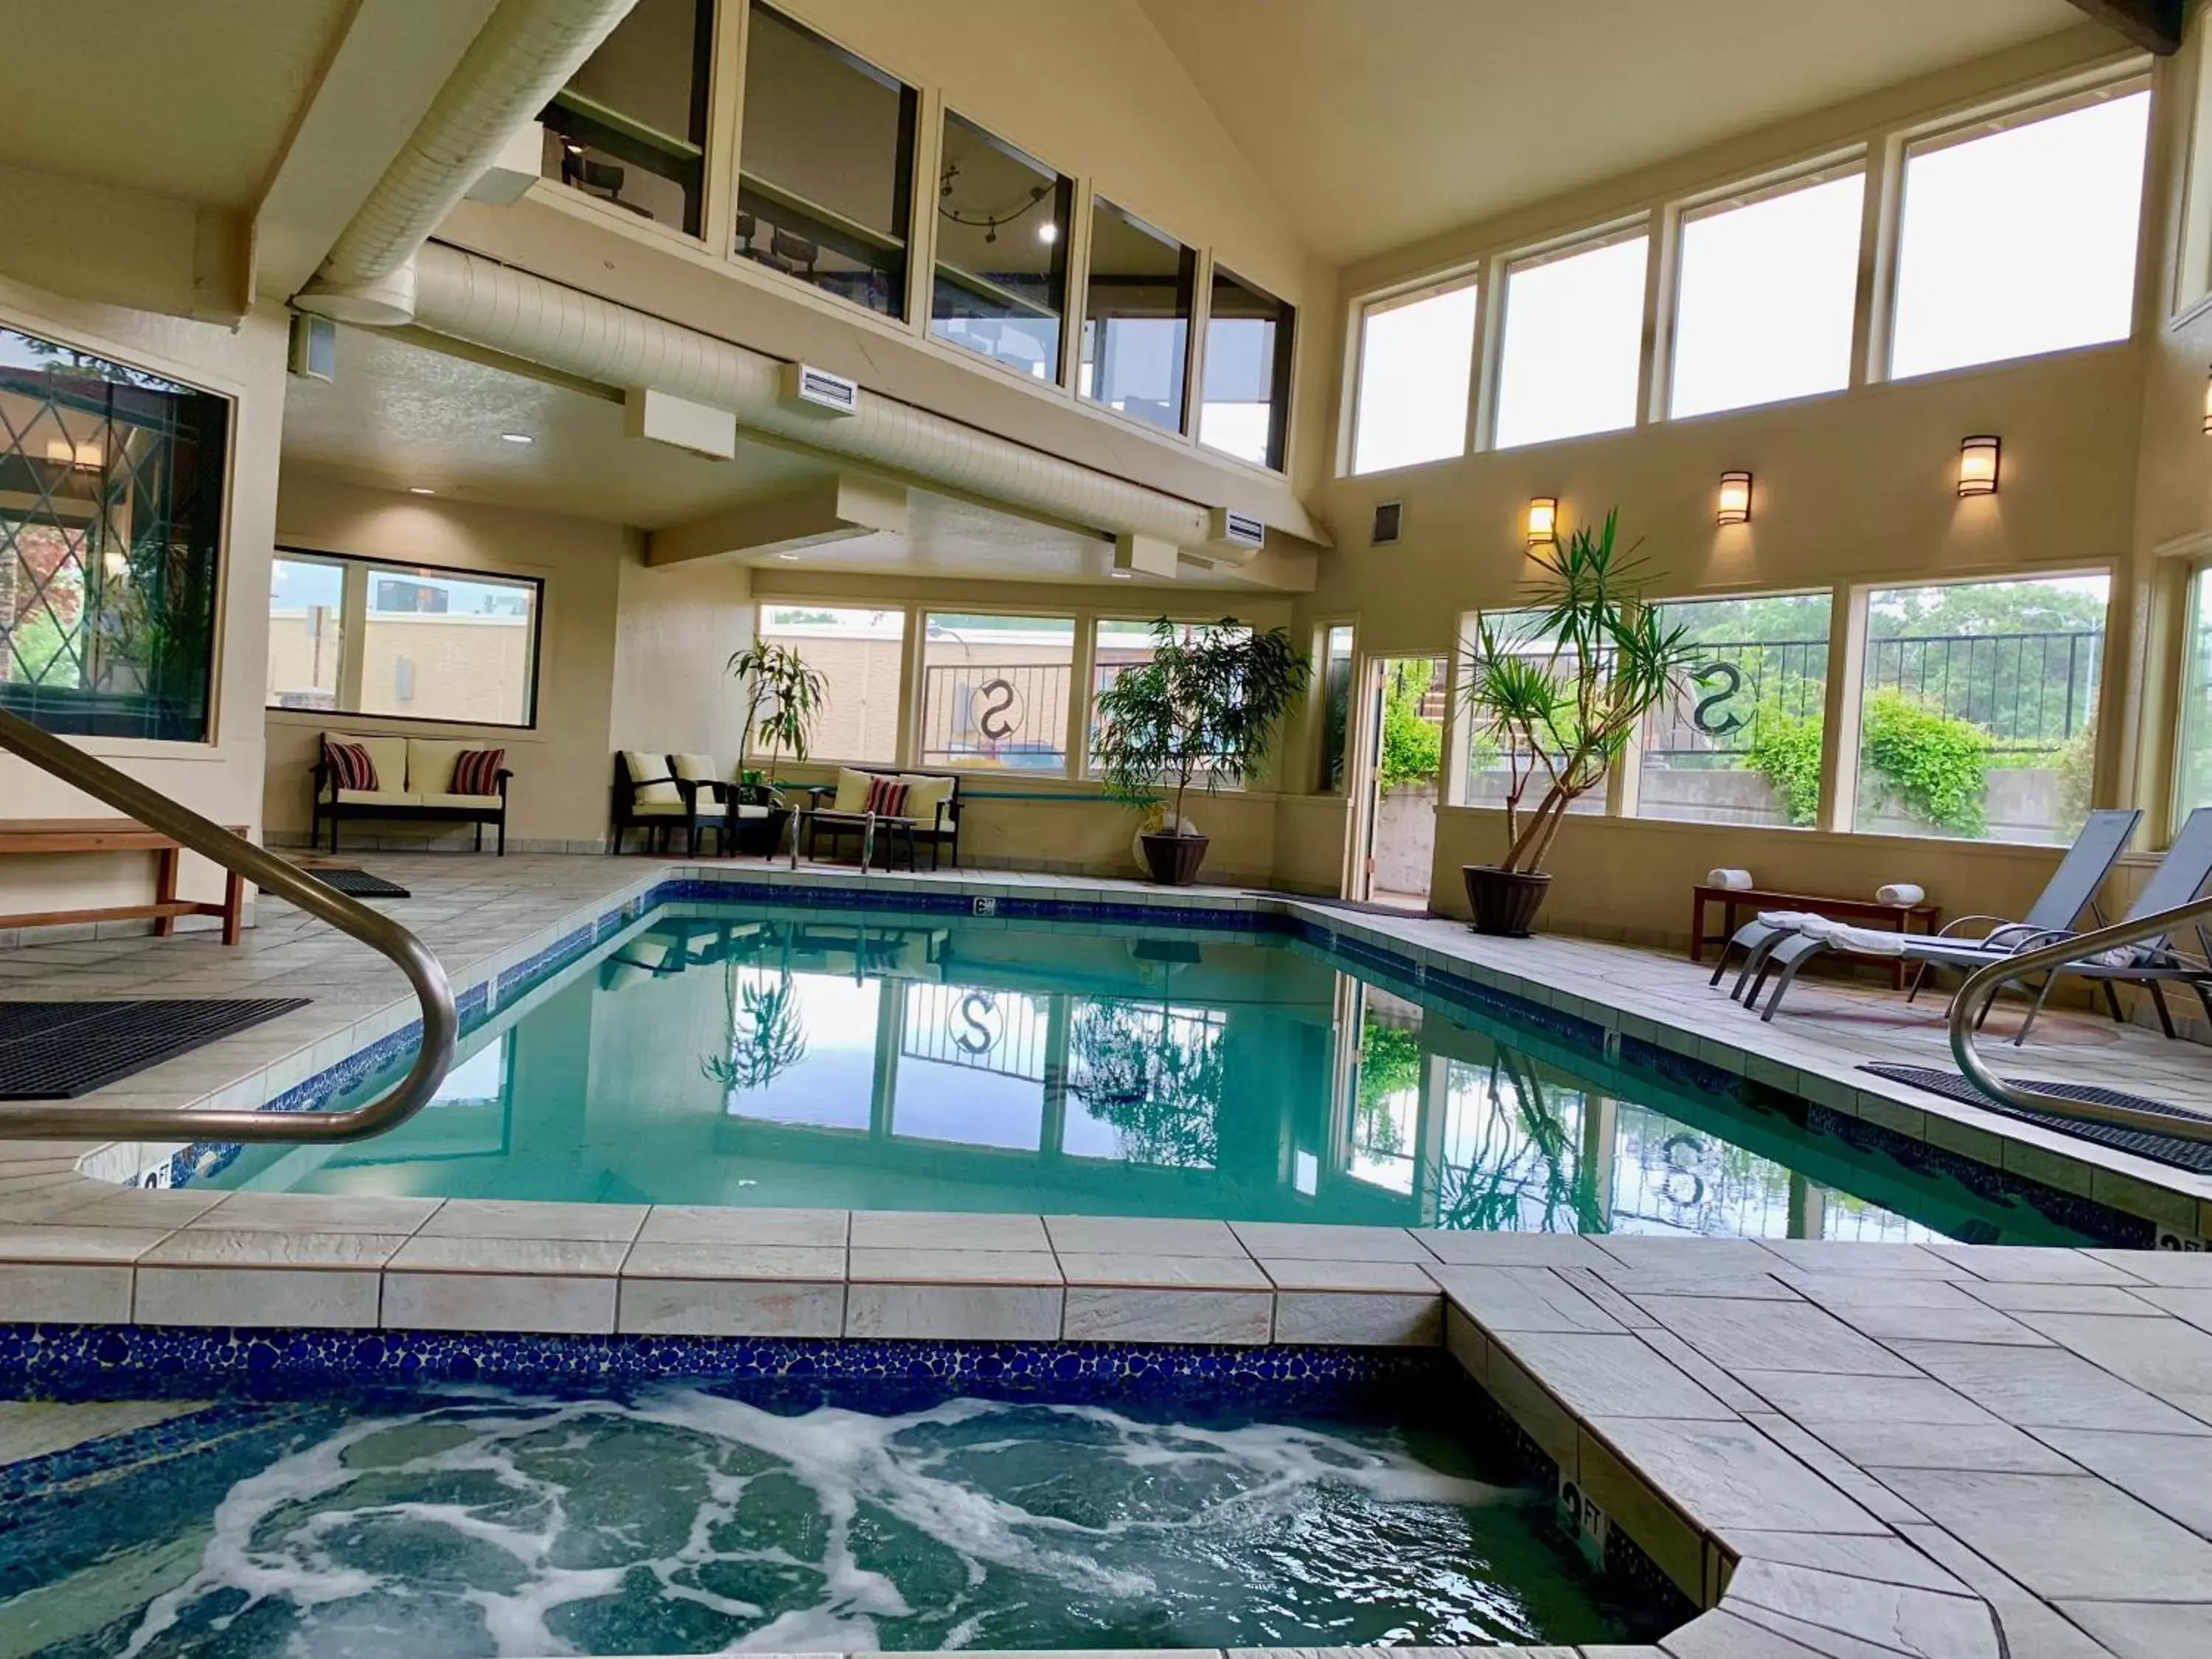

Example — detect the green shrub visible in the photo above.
[1745,709,1824,827]
[1378,659,1441,792]
[1861,688,1989,836]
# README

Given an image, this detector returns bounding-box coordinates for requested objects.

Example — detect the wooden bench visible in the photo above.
[1690,882,1940,990]
[0,818,248,945]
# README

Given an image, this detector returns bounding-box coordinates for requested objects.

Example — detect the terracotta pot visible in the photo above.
[1462,864,1552,936]
[1140,830,1211,886]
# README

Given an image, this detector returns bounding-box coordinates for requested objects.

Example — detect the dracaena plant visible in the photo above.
[1459,509,1698,875]
[726,640,827,793]
[1091,618,1310,835]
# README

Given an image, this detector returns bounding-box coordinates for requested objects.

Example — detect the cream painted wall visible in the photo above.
[609,554,755,764]
[0,276,287,922]
[267,473,629,849]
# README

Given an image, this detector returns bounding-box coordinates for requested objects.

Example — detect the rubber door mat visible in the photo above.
[308,868,411,898]
[0,999,309,1100]
[1861,1062,2212,1177]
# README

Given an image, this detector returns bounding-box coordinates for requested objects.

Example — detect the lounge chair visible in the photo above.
[1709,807,2140,1005]
[1753,807,2212,1034]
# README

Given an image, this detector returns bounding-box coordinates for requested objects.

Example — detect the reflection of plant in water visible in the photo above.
[1430,1048,1607,1234]
[1354,1019,1420,1157]
[1068,1001,1222,1168]
[704,967,809,1093]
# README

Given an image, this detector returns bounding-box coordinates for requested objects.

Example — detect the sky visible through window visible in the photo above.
[1494,233,1647,449]
[1672,172,1863,419]
[1352,282,1478,473]
[1891,91,2149,379]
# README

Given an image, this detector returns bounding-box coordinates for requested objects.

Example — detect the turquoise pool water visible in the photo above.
[0,1378,1655,1655]
[204,904,2090,1244]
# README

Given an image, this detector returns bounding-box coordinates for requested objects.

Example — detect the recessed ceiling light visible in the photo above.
[408,487,435,495]
[500,432,533,445]
[776,552,799,560]
[1109,568,1132,580]
[1037,222,1058,244]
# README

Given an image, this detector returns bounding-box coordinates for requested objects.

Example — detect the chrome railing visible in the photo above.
[1950,894,2212,1143]
[0,706,454,1142]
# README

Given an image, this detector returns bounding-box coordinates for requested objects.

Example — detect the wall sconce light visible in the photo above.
[1526,496,1558,545]
[1956,435,2000,498]
[1717,471,1753,526]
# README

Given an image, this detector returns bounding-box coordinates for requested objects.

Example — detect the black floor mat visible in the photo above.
[308,868,411,898]
[1861,1062,2212,1177]
[0,1000,310,1100]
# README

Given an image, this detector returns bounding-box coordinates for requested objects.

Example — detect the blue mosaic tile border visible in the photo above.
[0,1324,1442,1408]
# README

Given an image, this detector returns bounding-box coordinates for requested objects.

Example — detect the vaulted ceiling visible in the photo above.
[1138,0,2093,264]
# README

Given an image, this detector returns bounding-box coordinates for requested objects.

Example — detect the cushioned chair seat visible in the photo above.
[337,787,422,807]
[418,791,503,810]
[631,799,725,818]
[733,804,771,819]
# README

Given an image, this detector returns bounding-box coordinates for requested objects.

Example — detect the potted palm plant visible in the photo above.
[725,639,828,857]
[1093,617,1310,885]
[1458,509,1697,936]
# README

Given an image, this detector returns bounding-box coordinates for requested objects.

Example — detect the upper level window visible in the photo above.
[737,4,917,320]
[1494,228,1648,449]
[540,0,713,235]
[1670,169,1864,420]
[1352,278,1478,474]
[931,114,1071,381]
[1080,198,1193,435]
[1200,265,1293,469]
[1890,87,2150,380]
[0,327,226,743]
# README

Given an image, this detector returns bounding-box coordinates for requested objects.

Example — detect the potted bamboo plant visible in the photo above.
[725,640,827,857]
[1458,509,1697,935]
[1093,617,1310,886]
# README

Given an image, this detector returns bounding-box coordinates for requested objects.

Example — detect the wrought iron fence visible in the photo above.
[1644,637,1827,762]
[919,660,1070,769]
[900,984,1051,1082]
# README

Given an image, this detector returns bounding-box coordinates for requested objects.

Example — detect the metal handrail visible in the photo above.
[1950,892,2212,1142]
[0,706,454,1143]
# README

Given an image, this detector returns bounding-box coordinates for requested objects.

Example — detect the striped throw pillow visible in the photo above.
[323,739,378,792]
[861,775,910,818]
[451,748,505,796]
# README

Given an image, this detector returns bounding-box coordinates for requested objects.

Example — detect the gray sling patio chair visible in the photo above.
[1708,807,2139,1005]
[1750,807,2212,1034]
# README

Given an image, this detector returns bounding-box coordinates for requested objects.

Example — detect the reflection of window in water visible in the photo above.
[894,987,1048,1152]
[430,1040,508,1107]
[1063,1001,1224,1168]
[1436,1055,1593,1234]
[717,970,875,1130]
[1350,1013,1421,1194]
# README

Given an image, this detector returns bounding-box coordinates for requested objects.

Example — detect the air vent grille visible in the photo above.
[1372,501,1403,546]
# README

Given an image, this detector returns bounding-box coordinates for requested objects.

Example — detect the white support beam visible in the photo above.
[0,161,249,324]
[647,476,909,567]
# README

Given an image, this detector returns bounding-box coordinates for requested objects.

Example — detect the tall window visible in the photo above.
[1494,229,1649,449]
[1852,575,2108,844]
[1200,266,1293,469]
[0,327,226,742]
[1081,199,1193,434]
[265,552,542,728]
[931,114,1071,380]
[758,605,902,763]
[1352,279,1478,474]
[1460,612,1604,815]
[919,613,1075,771]
[1319,624,1355,790]
[737,4,918,320]
[2175,566,2212,831]
[1088,618,1249,773]
[1671,170,1864,420]
[1636,594,1831,827]
[1891,88,2150,380]
[540,0,714,234]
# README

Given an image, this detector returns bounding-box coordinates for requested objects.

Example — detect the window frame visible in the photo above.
[1486,215,1653,453]
[1197,261,1297,473]
[1079,194,1201,439]
[915,607,1084,777]
[540,0,718,241]
[266,545,548,731]
[1345,268,1482,477]
[755,600,911,767]
[928,107,1077,388]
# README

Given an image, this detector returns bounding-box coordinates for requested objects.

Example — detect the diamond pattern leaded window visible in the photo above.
[0,327,227,742]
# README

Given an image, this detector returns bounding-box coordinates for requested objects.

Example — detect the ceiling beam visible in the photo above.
[647,476,908,567]
[2063,0,2186,54]
[0,160,248,324]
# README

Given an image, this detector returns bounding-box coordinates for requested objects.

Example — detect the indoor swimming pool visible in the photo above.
[187,900,2101,1246]
[0,1371,1660,1656]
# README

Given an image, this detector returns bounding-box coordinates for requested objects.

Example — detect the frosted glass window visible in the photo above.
[1671,172,1864,419]
[1352,280,1478,473]
[1891,90,2150,380]
[1494,232,1648,449]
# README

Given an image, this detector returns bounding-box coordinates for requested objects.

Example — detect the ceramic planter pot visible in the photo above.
[1141,831,1211,886]
[1462,863,1551,936]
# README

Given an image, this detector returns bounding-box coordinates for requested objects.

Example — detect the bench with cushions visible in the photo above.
[314,732,512,855]
[802,767,962,870]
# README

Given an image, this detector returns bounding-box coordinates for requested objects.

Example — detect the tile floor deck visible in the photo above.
[5,852,2212,1656]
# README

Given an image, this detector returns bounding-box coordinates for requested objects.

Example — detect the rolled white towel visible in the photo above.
[1756,910,1823,931]
[1708,868,1755,891]
[1875,882,1926,907]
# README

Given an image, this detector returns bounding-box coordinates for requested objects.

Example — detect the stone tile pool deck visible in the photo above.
[3,852,2212,1655]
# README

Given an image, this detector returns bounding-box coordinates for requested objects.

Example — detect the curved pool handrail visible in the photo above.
[1950,895,2212,1143]
[0,706,455,1143]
